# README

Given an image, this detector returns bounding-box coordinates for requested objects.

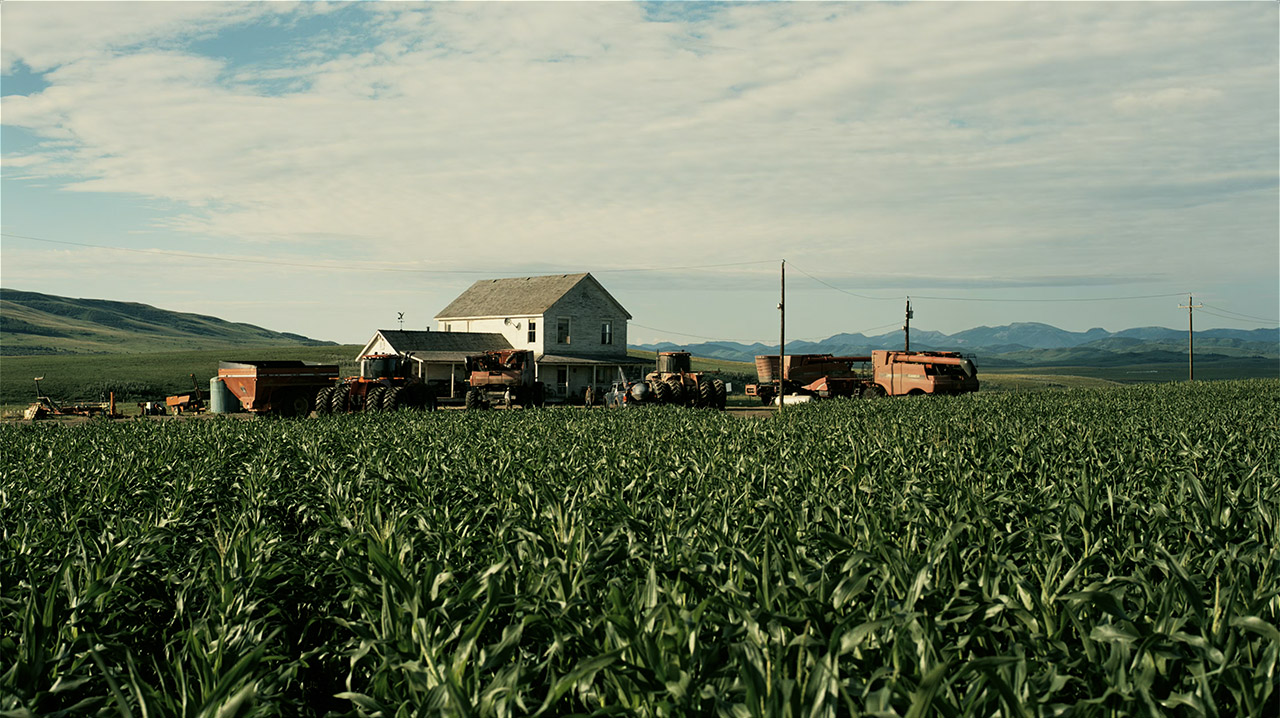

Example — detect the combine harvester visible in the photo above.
[747,350,978,404]
[463,349,544,409]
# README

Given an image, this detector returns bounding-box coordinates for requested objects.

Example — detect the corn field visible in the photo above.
[2,379,1277,717]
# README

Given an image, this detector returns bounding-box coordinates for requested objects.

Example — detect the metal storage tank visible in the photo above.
[209,377,239,414]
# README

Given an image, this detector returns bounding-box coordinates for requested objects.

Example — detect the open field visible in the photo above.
[983,359,1279,385]
[10,344,1270,415]
[0,346,364,410]
[3,380,1276,716]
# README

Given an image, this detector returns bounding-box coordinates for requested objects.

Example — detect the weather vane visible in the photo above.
[397,312,405,330]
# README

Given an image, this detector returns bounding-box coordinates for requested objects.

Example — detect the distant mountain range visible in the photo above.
[1,288,335,355]
[636,322,1279,369]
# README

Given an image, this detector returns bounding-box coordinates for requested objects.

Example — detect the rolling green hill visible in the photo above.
[1,288,335,355]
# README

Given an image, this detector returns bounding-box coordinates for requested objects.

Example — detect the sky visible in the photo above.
[2,1,1277,346]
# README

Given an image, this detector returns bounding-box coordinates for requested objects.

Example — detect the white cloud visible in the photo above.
[2,1,1276,339]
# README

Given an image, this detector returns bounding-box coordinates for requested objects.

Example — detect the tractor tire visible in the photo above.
[330,386,349,413]
[314,387,334,415]
[652,380,671,404]
[383,386,403,411]
[365,387,385,412]
[863,384,886,399]
[697,379,714,408]
[712,379,727,410]
[665,378,685,405]
[465,388,482,411]
[531,383,545,407]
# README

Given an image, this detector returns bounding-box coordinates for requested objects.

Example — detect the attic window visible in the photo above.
[557,317,571,344]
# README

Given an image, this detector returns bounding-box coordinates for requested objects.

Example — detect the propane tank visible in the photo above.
[629,382,651,403]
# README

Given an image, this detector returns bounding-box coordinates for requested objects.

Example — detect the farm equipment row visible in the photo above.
[745,350,978,404]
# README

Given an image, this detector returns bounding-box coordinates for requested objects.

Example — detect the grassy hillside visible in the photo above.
[1,288,334,355]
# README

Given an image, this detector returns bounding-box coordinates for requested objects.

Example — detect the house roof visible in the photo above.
[435,273,631,320]
[367,330,511,357]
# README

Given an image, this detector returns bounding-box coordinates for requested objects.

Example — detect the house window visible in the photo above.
[557,317,571,344]
[443,322,451,332]
[601,321,613,345]
[528,320,537,344]
[556,366,568,386]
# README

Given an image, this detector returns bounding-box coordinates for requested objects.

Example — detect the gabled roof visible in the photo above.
[435,273,631,320]
[364,330,511,359]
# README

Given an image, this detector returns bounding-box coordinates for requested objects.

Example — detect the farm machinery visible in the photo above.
[746,350,978,404]
[315,353,436,414]
[646,351,727,409]
[218,361,340,416]
[464,349,544,409]
[606,351,726,409]
[23,376,119,420]
[165,374,207,415]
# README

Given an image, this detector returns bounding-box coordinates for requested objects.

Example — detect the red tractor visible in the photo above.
[315,353,435,414]
[464,349,545,409]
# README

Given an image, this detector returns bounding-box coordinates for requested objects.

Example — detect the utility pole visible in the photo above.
[1178,295,1202,380]
[903,297,913,351]
[778,260,785,411]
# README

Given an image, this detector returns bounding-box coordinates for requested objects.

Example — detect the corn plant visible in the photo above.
[2,379,1276,716]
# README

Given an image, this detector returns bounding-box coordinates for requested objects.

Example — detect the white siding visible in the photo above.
[437,316,540,353]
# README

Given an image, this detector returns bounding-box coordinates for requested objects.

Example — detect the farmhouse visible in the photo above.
[359,273,648,402]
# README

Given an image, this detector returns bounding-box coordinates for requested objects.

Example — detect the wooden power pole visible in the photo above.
[778,260,785,411]
[1178,295,1202,380]
[903,297,913,351]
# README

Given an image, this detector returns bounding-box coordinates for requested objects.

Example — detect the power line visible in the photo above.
[786,261,1190,303]
[1198,307,1279,327]
[0,232,779,275]
[1200,303,1279,325]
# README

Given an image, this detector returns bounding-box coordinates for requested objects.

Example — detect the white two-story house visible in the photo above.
[359,273,649,402]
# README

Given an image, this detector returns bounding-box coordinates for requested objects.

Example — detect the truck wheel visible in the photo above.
[383,386,403,411]
[366,387,385,412]
[712,379,727,410]
[863,385,886,399]
[465,388,482,410]
[314,387,334,415]
[330,386,349,413]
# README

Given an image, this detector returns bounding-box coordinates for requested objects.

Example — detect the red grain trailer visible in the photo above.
[217,361,339,416]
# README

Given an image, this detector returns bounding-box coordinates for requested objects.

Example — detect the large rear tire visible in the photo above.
[330,386,349,413]
[697,379,714,408]
[712,379,727,410]
[365,387,385,412]
[314,387,334,415]
[652,380,671,404]
[465,387,482,411]
[384,386,403,411]
[665,378,684,405]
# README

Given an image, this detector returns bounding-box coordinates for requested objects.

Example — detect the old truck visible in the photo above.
[464,349,545,409]
[217,361,339,416]
[746,350,978,404]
